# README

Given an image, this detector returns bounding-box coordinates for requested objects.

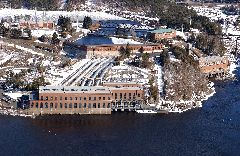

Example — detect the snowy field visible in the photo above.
[0,8,125,22]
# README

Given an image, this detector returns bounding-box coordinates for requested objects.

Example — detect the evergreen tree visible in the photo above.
[141,52,151,69]
[0,23,9,37]
[83,16,92,29]
[119,46,126,57]
[22,28,32,40]
[118,44,131,60]
[125,43,131,58]
[10,28,22,39]
[57,16,72,32]
[116,27,121,36]
[139,46,144,53]
[160,49,170,66]
[52,32,59,44]
[38,35,47,42]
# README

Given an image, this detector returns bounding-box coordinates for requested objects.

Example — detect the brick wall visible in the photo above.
[79,44,163,58]
[28,88,144,115]
[199,57,229,75]
[152,31,176,40]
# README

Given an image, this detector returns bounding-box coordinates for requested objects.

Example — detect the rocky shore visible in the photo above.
[157,85,216,113]
[0,104,32,117]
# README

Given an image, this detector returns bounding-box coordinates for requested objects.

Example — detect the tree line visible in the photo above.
[7,0,86,10]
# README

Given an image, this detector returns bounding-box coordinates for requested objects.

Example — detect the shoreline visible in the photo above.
[156,59,239,114]
[0,61,238,118]
[156,82,216,114]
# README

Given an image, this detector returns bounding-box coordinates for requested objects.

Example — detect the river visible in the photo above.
[0,68,240,156]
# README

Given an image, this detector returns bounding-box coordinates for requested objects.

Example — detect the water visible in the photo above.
[0,69,240,156]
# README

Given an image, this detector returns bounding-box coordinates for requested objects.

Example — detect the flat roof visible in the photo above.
[39,86,111,94]
[39,85,143,94]
[148,28,175,34]
[103,82,140,85]
[109,87,143,91]
[200,56,226,63]
[86,44,161,47]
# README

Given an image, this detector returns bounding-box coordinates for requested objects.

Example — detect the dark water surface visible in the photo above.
[1,69,240,156]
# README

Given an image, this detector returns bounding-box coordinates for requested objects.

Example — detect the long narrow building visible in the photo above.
[28,85,144,115]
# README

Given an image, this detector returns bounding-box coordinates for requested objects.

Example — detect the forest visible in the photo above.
[7,0,85,10]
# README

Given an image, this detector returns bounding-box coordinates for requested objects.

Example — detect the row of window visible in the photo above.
[40,93,142,101]
[31,102,111,109]
[114,93,141,99]
[40,96,111,101]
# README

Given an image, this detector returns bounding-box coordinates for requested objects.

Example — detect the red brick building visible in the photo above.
[199,56,230,77]
[102,82,142,88]
[19,21,55,30]
[147,28,176,41]
[28,85,144,115]
[76,44,163,58]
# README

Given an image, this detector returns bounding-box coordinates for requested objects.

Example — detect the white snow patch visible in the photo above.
[4,92,23,100]
[110,37,142,44]
[31,29,57,38]
[0,9,125,21]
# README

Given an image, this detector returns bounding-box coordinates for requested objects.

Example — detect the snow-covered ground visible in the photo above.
[45,59,90,85]
[31,29,58,38]
[192,5,240,36]
[15,45,44,56]
[154,64,164,94]
[176,31,187,41]
[0,8,125,22]
[106,65,149,85]
[3,92,23,100]
[192,5,240,78]
[229,58,240,77]
[0,51,15,65]
[191,6,227,20]
[110,37,142,44]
